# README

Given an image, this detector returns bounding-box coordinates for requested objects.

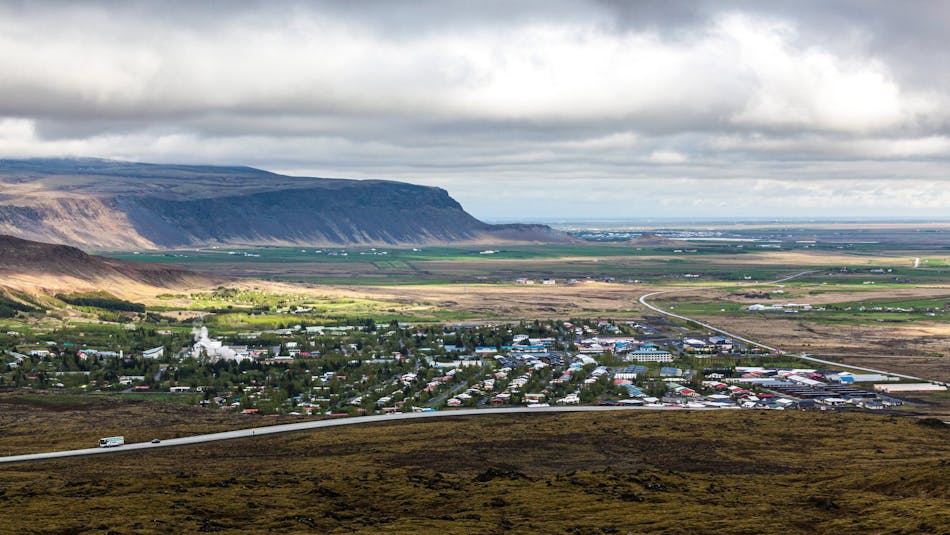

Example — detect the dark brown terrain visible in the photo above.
[0,395,947,534]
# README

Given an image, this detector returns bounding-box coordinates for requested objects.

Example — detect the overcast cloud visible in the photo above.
[1,0,949,219]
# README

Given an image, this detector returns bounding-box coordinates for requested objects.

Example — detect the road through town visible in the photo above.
[637,271,932,382]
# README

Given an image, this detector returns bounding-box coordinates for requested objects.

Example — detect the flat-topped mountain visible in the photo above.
[0,158,574,249]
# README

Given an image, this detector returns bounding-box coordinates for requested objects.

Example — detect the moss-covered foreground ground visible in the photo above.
[0,407,947,534]
[0,393,278,456]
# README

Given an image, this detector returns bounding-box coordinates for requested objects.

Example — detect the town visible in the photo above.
[4,314,939,418]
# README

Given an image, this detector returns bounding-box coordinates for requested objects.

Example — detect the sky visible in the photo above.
[1,0,949,221]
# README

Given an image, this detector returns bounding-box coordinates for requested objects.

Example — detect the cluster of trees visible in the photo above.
[0,294,36,318]
[56,292,146,313]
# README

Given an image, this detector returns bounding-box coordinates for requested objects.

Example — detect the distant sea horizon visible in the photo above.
[483,217,950,228]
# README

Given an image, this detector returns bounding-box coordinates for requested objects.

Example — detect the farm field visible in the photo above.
[89,239,950,330]
[102,241,950,286]
[0,407,947,534]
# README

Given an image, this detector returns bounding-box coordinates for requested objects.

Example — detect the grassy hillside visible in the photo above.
[0,403,946,534]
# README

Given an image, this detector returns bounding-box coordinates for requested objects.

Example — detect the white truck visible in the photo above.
[98,436,125,448]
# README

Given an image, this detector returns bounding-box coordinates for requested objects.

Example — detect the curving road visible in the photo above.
[0,405,720,465]
[638,271,932,382]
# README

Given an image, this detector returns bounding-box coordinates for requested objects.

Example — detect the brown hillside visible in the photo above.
[0,235,215,295]
[626,233,682,246]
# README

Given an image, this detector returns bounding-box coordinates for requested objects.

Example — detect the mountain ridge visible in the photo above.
[0,158,576,250]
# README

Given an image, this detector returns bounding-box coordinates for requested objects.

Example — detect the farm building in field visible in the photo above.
[873,383,947,393]
[829,372,897,384]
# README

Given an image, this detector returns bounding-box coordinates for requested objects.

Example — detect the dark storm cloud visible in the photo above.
[1,0,949,217]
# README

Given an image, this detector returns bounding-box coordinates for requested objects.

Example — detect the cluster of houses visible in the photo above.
[8,314,940,416]
[723,366,906,409]
[415,350,913,412]
[575,335,738,362]
[570,326,739,362]
[447,352,916,411]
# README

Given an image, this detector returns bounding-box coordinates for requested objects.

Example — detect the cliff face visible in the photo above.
[0,158,573,249]
[0,196,156,249]
[117,182,490,247]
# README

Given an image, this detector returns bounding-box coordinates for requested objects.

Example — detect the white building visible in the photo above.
[142,346,164,359]
[626,348,673,362]
[874,383,947,393]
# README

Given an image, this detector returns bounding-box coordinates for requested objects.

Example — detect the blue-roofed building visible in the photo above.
[614,340,634,350]
[621,384,646,397]
[614,365,649,379]
[660,367,683,377]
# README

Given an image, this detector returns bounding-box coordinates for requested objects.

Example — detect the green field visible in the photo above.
[100,242,948,287]
[104,243,750,264]
[96,238,950,288]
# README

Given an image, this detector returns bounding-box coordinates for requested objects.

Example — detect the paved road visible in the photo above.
[0,405,716,465]
[637,271,933,382]
[426,380,469,407]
